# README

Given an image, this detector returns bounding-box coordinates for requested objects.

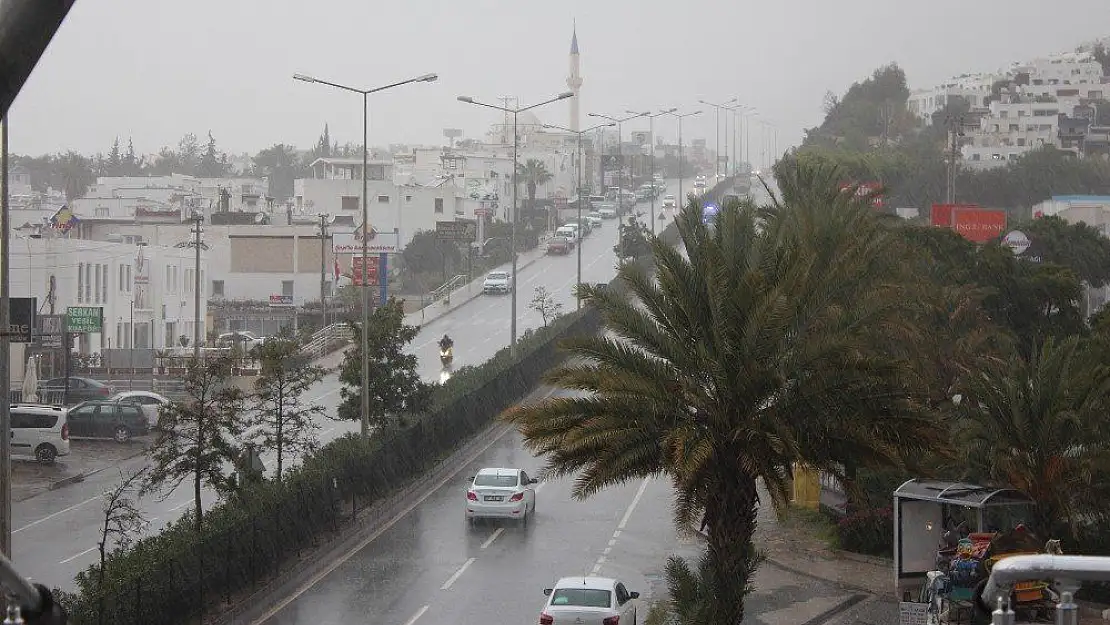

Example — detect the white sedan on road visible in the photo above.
[482,271,513,294]
[540,576,640,625]
[465,467,537,526]
[109,390,171,428]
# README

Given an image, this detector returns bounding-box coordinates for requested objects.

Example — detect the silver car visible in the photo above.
[483,270,512,294]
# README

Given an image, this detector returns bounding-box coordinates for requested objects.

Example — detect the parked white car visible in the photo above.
[597,205,618,219]
[540,576,640,625]
[110,391,171,428]
[555,225,580,242]
[465,467,538,526]
[216,331,266,349]
[482,271,513,294]
[9,404,70,464]
[586,212,603,228]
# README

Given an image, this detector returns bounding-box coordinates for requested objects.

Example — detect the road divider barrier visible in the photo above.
[55,175,744,625]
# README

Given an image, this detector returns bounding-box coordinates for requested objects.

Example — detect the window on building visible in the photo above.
[434,198,444,214]
[127,265,132,292]
[85,264,92,302]
[377,195,390,203]
[282,280,294,296]
[405,195,413,202]
[101,264,107,303]
[185,268,193,293]
[212,280,225,298]
[341,196,359,211]
[94,207,109,217]
[116,322,123,349]
[166,266,172,291]
[1009,124,1019,131]
[77,263,84,303]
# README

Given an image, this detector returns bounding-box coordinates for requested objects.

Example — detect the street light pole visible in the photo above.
[295,71,437,439]
[664,110,703,209]
[698,98,738,181]
[543,121,615,310]
[458,91,573,357]
[628,109,675,234]
[317,213,330,327]
[175,214,207,361]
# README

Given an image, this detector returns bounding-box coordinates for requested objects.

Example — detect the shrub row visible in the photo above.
[58,175,742,625]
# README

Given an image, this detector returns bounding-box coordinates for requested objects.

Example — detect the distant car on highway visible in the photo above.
[555,225,580,242]
[565,220,590,237]
[586,212,603,228]
[540,576,640,625]
[465,467,538,526]
[546,236,572,255]
[662,194,677,209]
[109,390,171,428]
[482,271,513,294]
[596,204,618,219]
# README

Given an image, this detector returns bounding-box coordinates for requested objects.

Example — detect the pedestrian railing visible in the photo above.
[431,274,469,305]
[299,323,353,361]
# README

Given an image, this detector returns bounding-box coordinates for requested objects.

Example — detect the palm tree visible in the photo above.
[957,336,1110,536]
[518,159,554,228]
[504,161,946,625]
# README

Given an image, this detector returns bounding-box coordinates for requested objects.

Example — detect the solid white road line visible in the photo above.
[480,528,504,550]
[169,499,192,512]
[617,477,651,530]
[440,557,476,590]
[247,390,556,625]
[14,494,101,533]
[59,546,97,564]
[401,605,430,625]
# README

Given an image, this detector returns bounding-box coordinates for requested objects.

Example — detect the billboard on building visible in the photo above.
[838,182,884,208]
[630,131,651,148]
[952,209,1006,243]
[931,203,981,227]
[351,256,380,287]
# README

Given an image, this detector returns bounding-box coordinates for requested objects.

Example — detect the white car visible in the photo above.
[110,391,171,428]
[586,212,603,228]
[540,576,640,625]
[597,205,618,219]
[217,330,266,349]
[556,225,580,242]
[482,271,513,294]
[9,404,70,464]
[465,467,538,525]
[662,194,677,209]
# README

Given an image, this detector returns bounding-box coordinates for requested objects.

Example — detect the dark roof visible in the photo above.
[894,478,1034,508]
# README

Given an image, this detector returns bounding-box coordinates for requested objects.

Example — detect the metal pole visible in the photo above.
[361,92,371,437]
[192,216,201,360]
[617,121,623,206]
[678,117,684,207]
[128,299,133,391]
[714,106,720,180]
[0,115,10,557]
[649,116,655,234]
[510,109,519,357]
[576,131,582,310]
[319,213,328,328]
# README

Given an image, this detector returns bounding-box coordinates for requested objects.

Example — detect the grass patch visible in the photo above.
[643,599,673,625]
[780,504,841,550]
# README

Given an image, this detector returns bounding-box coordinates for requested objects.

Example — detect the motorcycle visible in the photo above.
[439,345,453,367]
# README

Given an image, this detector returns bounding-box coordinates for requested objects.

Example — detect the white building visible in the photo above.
[9,236,207,353]
[962,96,1064,168]
[76,222,336,306]
[907,72,1001,124]
[70,174,271,222]
[1029,195,1110,314]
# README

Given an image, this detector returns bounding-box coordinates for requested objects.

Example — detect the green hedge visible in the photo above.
[58,175,742,625]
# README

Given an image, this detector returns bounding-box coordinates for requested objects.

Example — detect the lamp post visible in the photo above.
[664,110,703,208]
[627,109,676,234]
[699,98,738,181]
[587,112,648,210]
[458,91,574,356]
[542,121,615,310]
[295,71,437,439]
[128,299,134,391]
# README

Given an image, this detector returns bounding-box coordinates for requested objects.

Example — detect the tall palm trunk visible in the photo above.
[704,465,760,625]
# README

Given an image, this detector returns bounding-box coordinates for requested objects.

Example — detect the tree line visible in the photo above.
[12,124,361,202]
[503,159,1110,624]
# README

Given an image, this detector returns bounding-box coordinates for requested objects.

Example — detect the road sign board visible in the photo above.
[268,295,294,307]
[436,220,477,241]
[474,208,489,217]
[1003,230,1031,255]
[8,298,35,343]
[39,315,63,348]
[334,230,399,254]
[66,306,103,333]
[352,256,380,287]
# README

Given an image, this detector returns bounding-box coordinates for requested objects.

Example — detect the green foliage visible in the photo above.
[518,158,554,219]
[804,64,915,150]
[1009,215,1110,287]
[145,355,247,530]
[337,299,432,428]
[252,337,328,481]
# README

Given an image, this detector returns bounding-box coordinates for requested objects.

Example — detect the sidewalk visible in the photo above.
[402,241,552,328]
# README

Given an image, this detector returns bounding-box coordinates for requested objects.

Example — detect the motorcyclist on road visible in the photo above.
[439,334,454,351]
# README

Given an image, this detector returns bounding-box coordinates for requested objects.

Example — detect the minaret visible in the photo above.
[567,23,583,132]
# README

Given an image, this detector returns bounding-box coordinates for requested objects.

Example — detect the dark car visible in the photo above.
[66,399,149,443]
[38,377,113,405]
[546,236,572,255]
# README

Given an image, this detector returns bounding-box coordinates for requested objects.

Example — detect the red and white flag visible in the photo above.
[334,258,341,281]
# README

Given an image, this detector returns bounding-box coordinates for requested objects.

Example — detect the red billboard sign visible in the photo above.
[952,209,1006,243]
[931,203,981,227]
[839,182,884,208]
[351,255,380,287]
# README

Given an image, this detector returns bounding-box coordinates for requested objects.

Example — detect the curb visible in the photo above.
[42,446,149,495]
[831,549,892,568]
[48,473,87,490]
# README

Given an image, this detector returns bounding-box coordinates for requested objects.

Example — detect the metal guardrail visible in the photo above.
[299,323,353,361]
[431,274,469,305]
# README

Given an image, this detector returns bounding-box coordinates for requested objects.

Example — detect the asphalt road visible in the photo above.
[252,389,860,625]
[13,181,684,590]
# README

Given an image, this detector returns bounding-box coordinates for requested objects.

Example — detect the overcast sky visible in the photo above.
[8,0,1108,161]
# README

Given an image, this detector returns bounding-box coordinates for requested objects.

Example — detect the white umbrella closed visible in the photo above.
[20,356,37,404]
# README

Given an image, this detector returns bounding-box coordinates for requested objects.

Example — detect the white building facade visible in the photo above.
[9,237,207,354]
[962,97,1064,167]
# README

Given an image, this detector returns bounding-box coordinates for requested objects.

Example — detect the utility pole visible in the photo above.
[0,115,11,557]
[317,213,330,327]
[175,214,207,360]
[946,114,963,204]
